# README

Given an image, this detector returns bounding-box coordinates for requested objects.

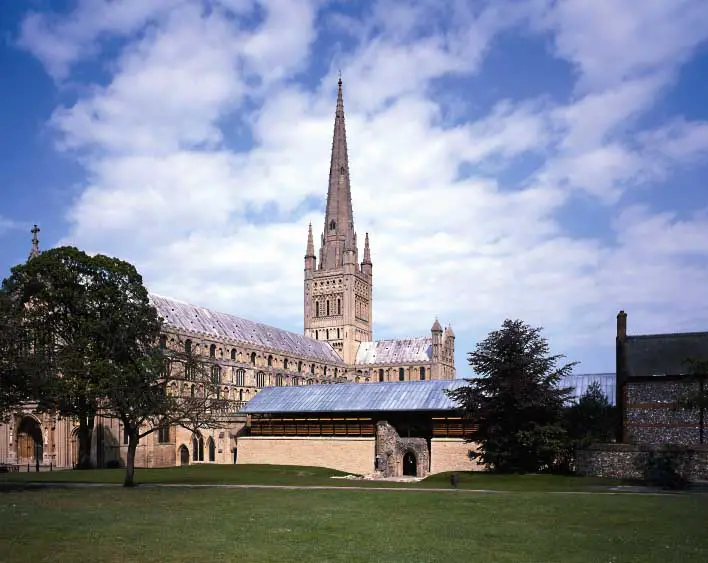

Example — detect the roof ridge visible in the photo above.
[627,331,708,340]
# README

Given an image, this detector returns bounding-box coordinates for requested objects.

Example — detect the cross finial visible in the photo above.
[338,68,342,84]
[29,224,41,259]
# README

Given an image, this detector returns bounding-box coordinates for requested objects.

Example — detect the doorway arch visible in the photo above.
[16,416,43,465]
[402,451,417,477]
[178,445,190,466]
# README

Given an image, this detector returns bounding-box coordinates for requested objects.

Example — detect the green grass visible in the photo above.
[1,464,628,491]
[1,487,706,562]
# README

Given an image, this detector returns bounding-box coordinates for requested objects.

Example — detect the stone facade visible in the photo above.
[0,78,455,470]
[430,439,484,474]
[237,436,376,475]
[576,443,708,481]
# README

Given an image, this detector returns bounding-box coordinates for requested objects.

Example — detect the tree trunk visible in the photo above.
[76,418,93,470]
[123,431,139,487]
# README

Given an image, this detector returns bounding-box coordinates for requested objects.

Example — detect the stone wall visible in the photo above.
[430,438,484,474]
[576,443,708,480]
[236,436,376,475]
[625,380,702,445]
[375,421,429,477]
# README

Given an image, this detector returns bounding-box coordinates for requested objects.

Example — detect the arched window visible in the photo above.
[192,434,204,462]
[250,352,256,365]
[315,330,319,340]
[209,344,216,358]
[256,372,265,387]
[334,368,338,377]
[234,368,245,386]
[326,329,330,340]
[231,348,236,361]
[337,328,340,339]
[379,368,384,382]
[190,384,195,398]
[326,300,330,316]
[310,364,315,374]
[329,219,336,231]
[267,355,273,367]
[284,359,289,370]
[276,374,283,386]
[419,367,425,381]
[337,299,341,315]
[207,437,215,462]
[239,389,243,401]
[324,366,328,377]
[211,366,221,397]
[185,339,192,354]
[297,361,302,373]
[399,368,405,381]
[315,302,320,317]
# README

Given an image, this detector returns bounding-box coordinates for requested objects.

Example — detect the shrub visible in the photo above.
[636,445,695,490]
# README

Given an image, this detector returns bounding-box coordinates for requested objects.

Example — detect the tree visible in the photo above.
[564,381,617,447]
[0,291,35,420]
[446,319,575,473]
[97,342,230,487]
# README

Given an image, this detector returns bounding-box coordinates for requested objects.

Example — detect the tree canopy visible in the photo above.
[564,381,617,447]
[446,319,575,473]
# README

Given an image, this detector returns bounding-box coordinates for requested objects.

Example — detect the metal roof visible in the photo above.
[355,337,432,365]
[559,373,616,405]
[149,293,344,364]
[241,379,466,414]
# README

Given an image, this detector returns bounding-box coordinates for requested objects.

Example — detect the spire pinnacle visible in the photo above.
[363,232,371,264]
[306,222,315,257]
[28,224,40,260]
[320,76,355,269]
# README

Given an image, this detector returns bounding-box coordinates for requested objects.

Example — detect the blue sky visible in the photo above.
[2,0,708,377]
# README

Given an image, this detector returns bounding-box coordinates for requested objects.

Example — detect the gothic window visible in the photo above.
[379,369,384,382]
[420,367,426,381]
[399,368,405,381]
[298,361,302,373]
[231,348,236,361]
[185,339,192,354]
[250,352,256,365]
[256,372,265,388]
[158,425,170,444]
[159,334,167,349]
[316,302,320,317]
[207,437,215,462]
[267,355,273,367]
[326,300,330,316]
[209,344,216,358]
[337,299,341,315]
[192,434,204,462]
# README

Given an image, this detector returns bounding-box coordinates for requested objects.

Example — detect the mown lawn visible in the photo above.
[0,464,628,491]
[1,486,706,562]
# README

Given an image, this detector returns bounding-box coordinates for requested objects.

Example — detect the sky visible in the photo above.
[1,0,708,378]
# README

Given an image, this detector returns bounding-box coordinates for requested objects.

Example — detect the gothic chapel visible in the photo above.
[0,79,455,469]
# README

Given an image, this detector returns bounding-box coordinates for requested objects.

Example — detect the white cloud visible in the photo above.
[20,0,708,372]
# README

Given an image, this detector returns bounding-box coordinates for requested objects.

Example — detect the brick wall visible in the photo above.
[237,436,375,475]
[430,438,484,474]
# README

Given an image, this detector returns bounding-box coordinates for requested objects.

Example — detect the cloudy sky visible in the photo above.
[1,0,708,376]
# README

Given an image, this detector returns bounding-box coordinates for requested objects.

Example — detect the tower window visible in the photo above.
[337,299,341,315]
[326,300,330,316]
[315,302,320,317]
[329,220,336,231]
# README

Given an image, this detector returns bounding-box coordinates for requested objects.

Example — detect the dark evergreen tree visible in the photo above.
[446,319,575,473]
[564,381,617,447]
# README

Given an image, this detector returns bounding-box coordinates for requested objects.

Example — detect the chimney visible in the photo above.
[617,310,627,340]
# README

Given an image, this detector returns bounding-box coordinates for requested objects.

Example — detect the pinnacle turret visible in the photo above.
[28,224,40,260]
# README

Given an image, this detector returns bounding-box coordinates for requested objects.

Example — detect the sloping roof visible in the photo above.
[624,332,708,377]
[559,373,616,405]
[149,293,343,364]
[355,337,432,365]
[240,379,467,414]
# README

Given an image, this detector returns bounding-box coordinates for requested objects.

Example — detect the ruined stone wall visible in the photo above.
[237,436,376,475]
[430,439,485,474]
[576,443,708,480]
[374,421,429,477]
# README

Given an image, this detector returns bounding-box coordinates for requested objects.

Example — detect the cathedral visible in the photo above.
[0,79,455,469]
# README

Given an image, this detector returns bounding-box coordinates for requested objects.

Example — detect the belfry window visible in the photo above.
[329,220,336,231]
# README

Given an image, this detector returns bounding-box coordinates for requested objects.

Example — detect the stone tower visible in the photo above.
[304,77,373,364]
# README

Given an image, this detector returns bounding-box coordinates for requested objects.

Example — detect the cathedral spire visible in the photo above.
[320,76,355,269]
[28,224,40,260]
[363,232,371,264]
[306,222,315,257]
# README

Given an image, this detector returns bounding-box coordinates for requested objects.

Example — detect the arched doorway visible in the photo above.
[16,416,43,465]
[179,445,190,466]
[403,451,417,477]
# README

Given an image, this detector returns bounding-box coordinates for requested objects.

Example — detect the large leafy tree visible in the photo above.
[447,319,575,473]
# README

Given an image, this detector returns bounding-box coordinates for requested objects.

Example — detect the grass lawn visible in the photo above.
[1,487,706,562]
[0,464,629,491]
